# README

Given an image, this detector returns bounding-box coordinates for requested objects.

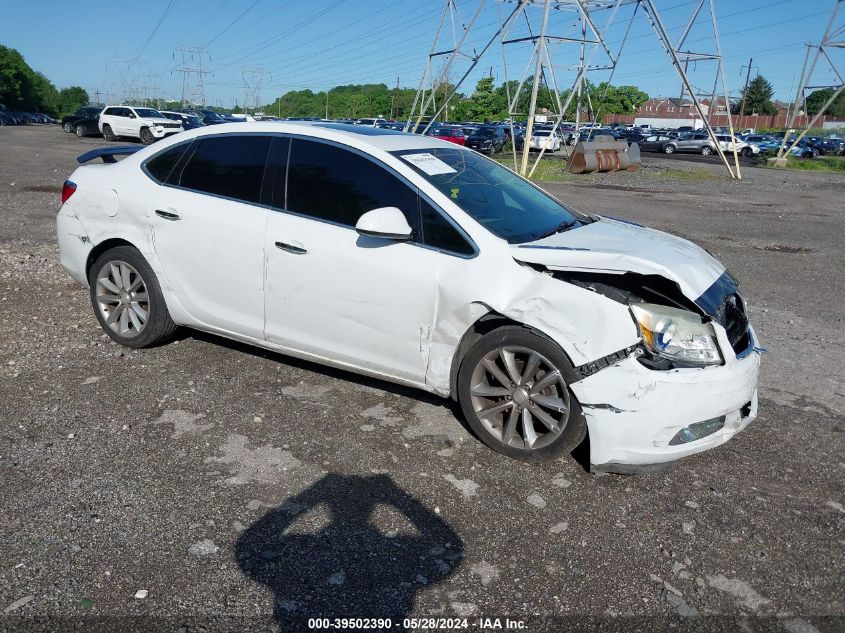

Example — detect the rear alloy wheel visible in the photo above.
[139,127,155,145]
[102,124,116,142]
[701,145,713,155]
[458,326,585,461]
[75,124,86,137]
[88,246,177,348]
[63,122,74,133]
[663,144,675,154]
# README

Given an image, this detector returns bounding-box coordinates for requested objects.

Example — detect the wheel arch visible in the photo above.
[86,238,140,278]
[447,309,577,401]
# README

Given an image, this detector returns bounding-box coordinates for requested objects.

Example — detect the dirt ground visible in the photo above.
[1,125,843,632]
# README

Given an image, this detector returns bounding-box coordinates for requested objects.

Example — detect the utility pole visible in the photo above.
[391,76,399,120]
[739,58,756,116]
[326,91,329,119]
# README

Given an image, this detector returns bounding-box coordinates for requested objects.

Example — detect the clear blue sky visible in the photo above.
[2,0,842,109]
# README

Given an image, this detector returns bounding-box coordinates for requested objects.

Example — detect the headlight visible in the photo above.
[630,302,722,366]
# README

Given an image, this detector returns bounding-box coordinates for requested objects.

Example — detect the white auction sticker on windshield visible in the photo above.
[401,153,456,175]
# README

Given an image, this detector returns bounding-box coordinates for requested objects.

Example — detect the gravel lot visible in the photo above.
[1,125,843,632]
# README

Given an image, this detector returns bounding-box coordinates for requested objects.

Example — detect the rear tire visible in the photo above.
[102,124,117,142]
[701,145,713,155]
[88,246,177,349]
[140,127,155,145]
[457,325,586,462]
[663,144,675,154]
[63,122,73,133]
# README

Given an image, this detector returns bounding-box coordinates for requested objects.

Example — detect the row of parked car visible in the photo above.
[54,105,845,159]
[394,120,845,160]
[0,111,59,126]
[59,105,253,144]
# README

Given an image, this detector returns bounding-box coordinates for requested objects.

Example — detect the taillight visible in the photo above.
[61,180,77,205]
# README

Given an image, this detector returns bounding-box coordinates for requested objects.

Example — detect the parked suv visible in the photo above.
[98,106,182,145]
[62,106,104,136]
[465,125,507,154]
[663,132,717,155]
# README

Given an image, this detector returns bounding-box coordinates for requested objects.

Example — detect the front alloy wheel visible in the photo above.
[140,128,155,145]
[458,326,585,461]
[701,145,713,155]
[470,346,570,451]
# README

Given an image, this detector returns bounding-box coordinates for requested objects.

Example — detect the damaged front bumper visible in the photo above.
[571,326,761,473]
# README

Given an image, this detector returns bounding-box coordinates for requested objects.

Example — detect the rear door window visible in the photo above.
[177,135,271,204]
[145,142,192,184]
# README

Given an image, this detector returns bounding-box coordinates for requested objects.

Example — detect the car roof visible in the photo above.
[151,121,458,152]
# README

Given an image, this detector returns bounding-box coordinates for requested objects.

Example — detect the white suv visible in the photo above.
[98,106,183,145]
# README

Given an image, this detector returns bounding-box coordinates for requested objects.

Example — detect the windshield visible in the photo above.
[472,128,497,138]
[134,108,163,118]
[392,147,588,244]
[202,110,224,121]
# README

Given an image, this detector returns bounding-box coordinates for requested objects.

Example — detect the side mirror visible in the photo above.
[355,207,412,241]
[128,113,136,119]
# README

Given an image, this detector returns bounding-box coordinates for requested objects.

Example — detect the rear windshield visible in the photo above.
[392,147,588,244]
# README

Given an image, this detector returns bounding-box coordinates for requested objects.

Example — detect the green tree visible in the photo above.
[805,88,845,117]
[57,86,89,115]
[740,75,776,115]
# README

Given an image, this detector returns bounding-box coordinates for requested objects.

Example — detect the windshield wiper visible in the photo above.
[538,219,579,239]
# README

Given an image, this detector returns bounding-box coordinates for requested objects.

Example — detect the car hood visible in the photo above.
[511,217,725,300]
[143,117,180,125]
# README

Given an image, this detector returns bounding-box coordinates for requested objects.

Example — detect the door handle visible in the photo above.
[275,241,308,254]
[155,209,181,221]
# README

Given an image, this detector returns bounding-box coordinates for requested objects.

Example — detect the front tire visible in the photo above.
[75,124,86,137]
[102,124,117,142]
[88,246,177,348]
[140,127,155,145]
[701,145,713,155]
[457,326,586,462]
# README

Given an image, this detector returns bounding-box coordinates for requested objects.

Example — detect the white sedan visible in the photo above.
[526,130,561,152]
[715,134,760,157]
[57,122,761,472]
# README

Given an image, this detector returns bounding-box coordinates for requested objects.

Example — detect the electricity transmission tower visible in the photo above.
[107,57,149,106]
[777,0,844,160]
[409,0,741,178]
[241,66,269,116]
[174,46,211,107]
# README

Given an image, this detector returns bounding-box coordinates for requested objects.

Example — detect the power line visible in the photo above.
[137,0,177,58]
[205,0,264,47]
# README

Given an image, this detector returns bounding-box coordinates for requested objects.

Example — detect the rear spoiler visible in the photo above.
[77,146,143,164]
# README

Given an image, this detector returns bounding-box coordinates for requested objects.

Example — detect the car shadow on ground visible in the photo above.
[235,473,463,630]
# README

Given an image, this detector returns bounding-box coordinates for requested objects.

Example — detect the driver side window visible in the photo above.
[281,139,419,233]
